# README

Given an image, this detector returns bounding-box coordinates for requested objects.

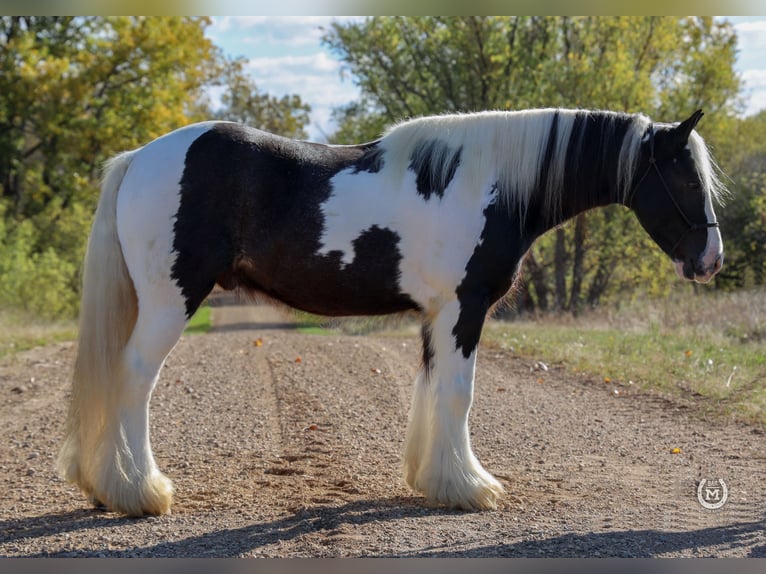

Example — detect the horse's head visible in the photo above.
[627,110,724,284]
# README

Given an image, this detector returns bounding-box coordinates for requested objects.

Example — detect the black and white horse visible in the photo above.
[59,108,724,516]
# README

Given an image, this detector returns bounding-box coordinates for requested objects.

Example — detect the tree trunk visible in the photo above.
[568,214,587,315]
[523,252,549,312]
[553,227,567,311]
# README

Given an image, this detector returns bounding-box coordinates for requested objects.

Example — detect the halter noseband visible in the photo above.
[625,125,719,258]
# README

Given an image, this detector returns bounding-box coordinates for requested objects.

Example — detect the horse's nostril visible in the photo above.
[713,253,723,273]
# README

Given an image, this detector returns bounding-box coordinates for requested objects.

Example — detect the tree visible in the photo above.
[0,17,220,218]
[0,17,222,317]
[0,17,312,318]
[324,17,743,313]
[210,57,311,139]
[711,111,766,288]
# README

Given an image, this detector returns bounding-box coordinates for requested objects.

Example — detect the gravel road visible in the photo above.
[1,301,764,557]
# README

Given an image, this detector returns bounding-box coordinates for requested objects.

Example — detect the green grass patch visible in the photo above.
[290,311,334,335]
[184,305,212,335]
[296,325,334,335]
[484,292,766,425]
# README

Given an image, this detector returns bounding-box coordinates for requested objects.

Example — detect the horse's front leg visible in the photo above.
[403,297,504,510]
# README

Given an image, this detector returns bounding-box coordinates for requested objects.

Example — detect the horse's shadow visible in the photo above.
[3,500,764,557]
[1,497,439,557]
[392,521,766,558]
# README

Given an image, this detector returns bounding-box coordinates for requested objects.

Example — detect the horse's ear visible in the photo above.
[673,109,704,146]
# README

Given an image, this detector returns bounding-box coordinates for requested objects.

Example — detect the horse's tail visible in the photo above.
[58,150,140,496]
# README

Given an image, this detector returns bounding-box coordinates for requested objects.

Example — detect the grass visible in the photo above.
[184,305,212,334]
[296,324,333,335]
[483,289,766,425]
[0,310,77,359]
[0,304,215,358]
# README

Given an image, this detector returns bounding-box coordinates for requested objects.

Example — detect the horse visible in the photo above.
[58,108,724,516]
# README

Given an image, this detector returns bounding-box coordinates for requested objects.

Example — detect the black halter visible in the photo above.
[626,125,719,258]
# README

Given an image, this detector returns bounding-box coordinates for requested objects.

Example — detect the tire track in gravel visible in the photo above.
[1,301,764,557]
[257,332,416,510]
[156,330,283,515]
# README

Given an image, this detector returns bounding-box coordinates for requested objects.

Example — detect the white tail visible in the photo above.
[57,150,173,515]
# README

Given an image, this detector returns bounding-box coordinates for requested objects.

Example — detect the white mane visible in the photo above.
[380,109,654,221]
[688,130,727,203]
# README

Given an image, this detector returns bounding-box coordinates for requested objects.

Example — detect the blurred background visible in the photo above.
[2,15,766,320]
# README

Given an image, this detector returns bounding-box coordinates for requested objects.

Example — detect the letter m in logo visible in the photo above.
[705,486,722,502]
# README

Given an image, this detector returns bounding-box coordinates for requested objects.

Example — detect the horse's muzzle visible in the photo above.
[675,252,723,284]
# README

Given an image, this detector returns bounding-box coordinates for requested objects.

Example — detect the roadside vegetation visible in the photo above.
[484,289,766,425]
[0,310,76,359]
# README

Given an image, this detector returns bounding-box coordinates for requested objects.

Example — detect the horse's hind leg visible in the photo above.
[403,298,504,510]
[93,292,188,516]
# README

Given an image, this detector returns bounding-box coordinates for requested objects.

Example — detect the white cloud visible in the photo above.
[205,85,227,111]
[243,50,360,115]
[742,69,766,86]
[247,52,340,76]
[734,20,766,38]
[740,69,766,116]
[210,16,360,47]
[247,55,361,141]
[732,21,766,116]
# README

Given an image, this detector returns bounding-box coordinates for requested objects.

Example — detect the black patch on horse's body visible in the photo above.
[451,185,529,358]
[408,140,462,200]
[171,123,416,318]
[351,143,385,174]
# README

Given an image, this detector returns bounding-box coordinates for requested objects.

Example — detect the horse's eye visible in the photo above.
[687,182,701,190]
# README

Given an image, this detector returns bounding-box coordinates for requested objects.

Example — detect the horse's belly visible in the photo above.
[227,240,420,317]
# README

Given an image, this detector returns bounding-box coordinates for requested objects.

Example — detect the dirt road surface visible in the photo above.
[1,301,764,557]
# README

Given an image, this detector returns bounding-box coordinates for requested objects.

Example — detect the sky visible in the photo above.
[206,16,766,142]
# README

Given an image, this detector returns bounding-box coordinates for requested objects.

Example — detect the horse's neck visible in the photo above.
[560,177,620,221]
[521,161,621,239]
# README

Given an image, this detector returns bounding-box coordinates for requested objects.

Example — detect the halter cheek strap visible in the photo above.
[625,125,719,258]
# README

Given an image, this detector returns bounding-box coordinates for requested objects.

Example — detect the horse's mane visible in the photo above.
[379,108,723,222]
[687,129,727,204]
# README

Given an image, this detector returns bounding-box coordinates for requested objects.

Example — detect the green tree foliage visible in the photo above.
[324,17,744,313]
[0,16,311,319]
[1,17,218,217]
[212,56,311,139]
[712,112,766,288]
[0,16,219,318]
